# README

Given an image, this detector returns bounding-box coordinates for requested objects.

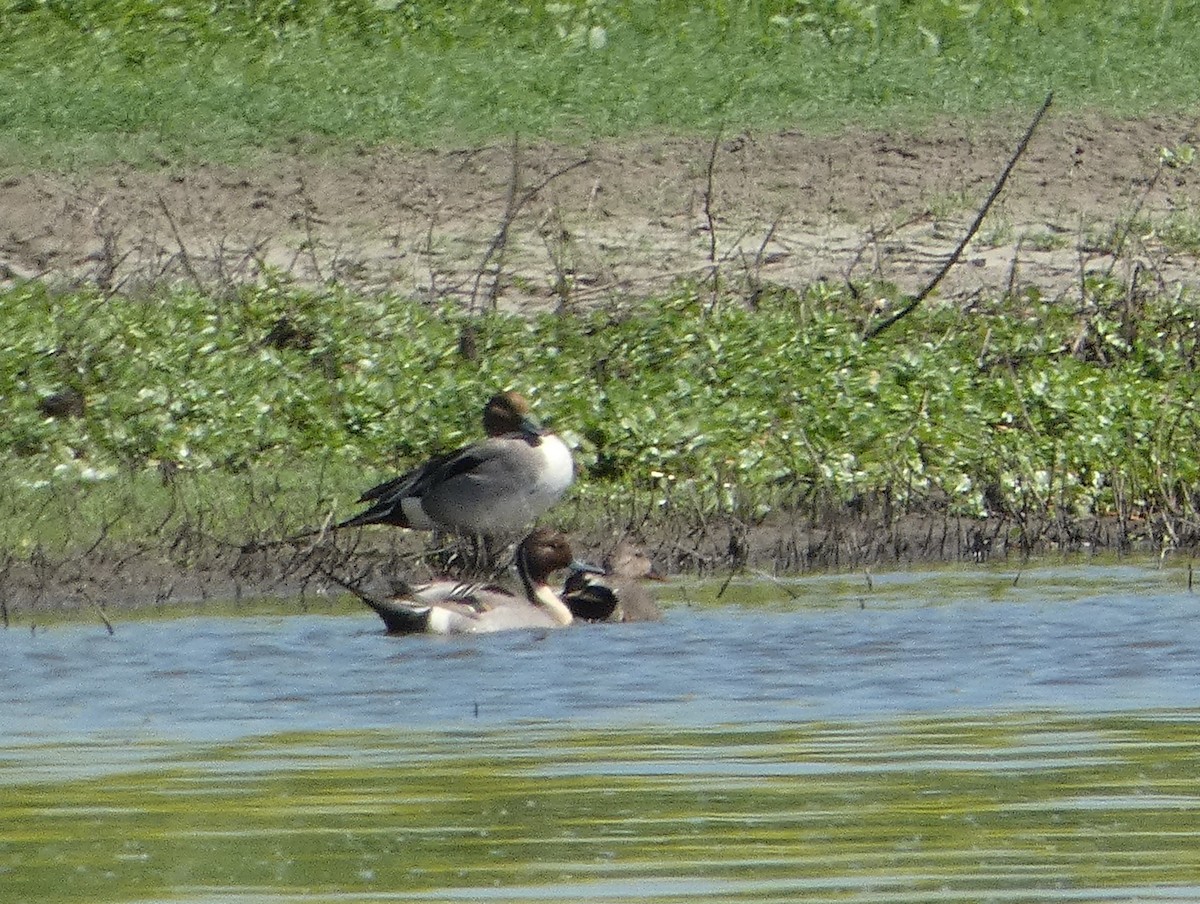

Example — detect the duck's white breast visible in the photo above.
[532,434,575,497]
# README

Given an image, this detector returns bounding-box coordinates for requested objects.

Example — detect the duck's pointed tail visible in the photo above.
[317,566,429,634]
[334,495,413,530]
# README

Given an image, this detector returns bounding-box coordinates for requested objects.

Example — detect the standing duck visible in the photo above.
[346,528,600,635]
[338,391,574,538]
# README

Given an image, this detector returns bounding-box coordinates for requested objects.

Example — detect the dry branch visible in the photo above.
[156,194,205,290]
[703,130,721,266]
[863,91,1054,341]
[470,137,592,311]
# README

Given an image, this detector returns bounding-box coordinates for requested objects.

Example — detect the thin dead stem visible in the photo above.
[863,91,1054,340]
[156,194,206,290]
[296,176,326,284]
[703,130,721,267]
[470,138,591,312]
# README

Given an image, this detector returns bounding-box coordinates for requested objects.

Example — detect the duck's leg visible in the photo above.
[451,533,488,578]
[478,533,500,576]
[425,530,458,574]
[434,534,493,578]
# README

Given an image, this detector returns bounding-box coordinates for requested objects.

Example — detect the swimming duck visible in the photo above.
[338,391,574,538]
[348,528,600,635]
[563,542,665,623]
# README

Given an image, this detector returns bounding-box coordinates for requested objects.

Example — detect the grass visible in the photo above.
[1019,229,1070,253]
[0,0,1199,168]
[1153,207,1200,255]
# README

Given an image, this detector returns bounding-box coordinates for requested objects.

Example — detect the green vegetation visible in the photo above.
[4,275,1200,561]
[1,0,1199,167]
[2,1,1200,579]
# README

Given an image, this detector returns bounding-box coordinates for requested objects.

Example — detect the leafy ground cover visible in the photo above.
[7,276,1199,532]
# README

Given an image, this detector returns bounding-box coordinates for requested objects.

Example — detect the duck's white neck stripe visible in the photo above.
[533,584,574,626]
[516,547,573,626]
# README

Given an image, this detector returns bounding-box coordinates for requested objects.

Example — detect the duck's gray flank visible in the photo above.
[338,391,574,537]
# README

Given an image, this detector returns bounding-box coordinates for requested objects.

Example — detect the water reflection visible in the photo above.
[4,715,1200,903]
[3,565,1200,903]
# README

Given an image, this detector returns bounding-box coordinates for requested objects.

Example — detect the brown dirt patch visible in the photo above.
[3,111,1199,307]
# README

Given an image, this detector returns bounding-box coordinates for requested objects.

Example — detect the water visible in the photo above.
[3,563,1200,903]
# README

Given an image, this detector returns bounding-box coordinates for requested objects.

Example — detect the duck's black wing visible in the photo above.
[338,444,480,528]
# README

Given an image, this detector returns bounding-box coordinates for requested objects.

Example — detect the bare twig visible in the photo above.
[92,600,115,635]
[296,176,326,284]
[156,194,205,290]
[742,209,785,307]
[753,212,783,271]
[313,561,379,604]
[703,129,721,266]
[539,205,575,312]
[0,555,10,628]
[863,91,1054,340]
[1099,110,1200,281]
[471,135,526,312]
[844,212,929,292]
[89,217,132,295]
[470,138,591,311]
[420,187,444,302]
[1004,237,1023,298]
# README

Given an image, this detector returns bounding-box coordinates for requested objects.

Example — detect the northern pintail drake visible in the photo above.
[563,542,665,623]
[351,528,600,635]
[338,391,574,538]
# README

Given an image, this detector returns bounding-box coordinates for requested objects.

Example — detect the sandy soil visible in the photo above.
[4,110,1200,619]
[3,111,1199,308]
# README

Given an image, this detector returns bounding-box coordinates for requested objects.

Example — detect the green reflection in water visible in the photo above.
[3,712,1200,903]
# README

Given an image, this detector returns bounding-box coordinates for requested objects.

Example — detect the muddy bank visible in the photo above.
[2,504,1189,623]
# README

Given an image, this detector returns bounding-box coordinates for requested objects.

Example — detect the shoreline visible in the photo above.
[4,508,1191,624]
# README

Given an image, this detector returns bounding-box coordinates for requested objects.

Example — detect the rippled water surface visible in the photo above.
[4,564,1200,903]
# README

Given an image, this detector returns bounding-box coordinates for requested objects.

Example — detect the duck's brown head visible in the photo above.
[517,527,602,585]
[483,390,546,442]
